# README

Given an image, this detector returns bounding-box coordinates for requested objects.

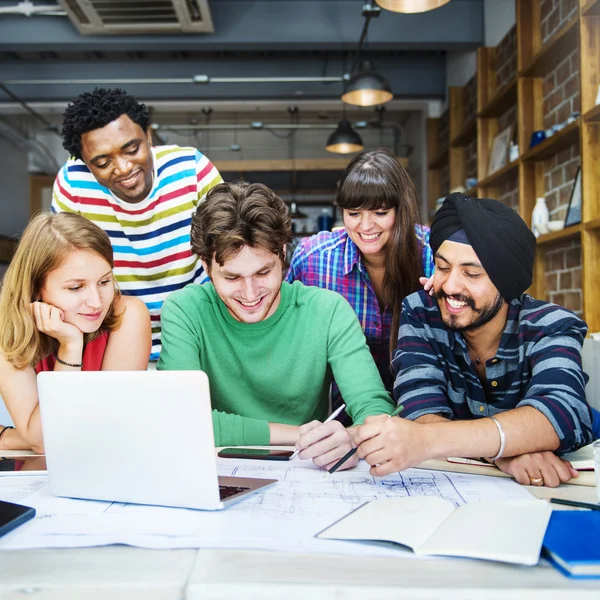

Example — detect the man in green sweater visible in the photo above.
[157,182,394,471]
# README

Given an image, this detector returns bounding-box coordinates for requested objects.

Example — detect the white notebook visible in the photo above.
[317,496,552,565]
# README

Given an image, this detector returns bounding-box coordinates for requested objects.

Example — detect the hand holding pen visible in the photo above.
[290,403,347,462]
[329,404,404,473]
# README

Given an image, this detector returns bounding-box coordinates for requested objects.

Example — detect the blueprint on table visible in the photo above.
[0,459,533,554]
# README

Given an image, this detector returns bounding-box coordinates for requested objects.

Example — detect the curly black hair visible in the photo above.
[61,88,150,160]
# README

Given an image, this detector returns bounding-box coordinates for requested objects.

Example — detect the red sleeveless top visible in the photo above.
[35,330,109,373]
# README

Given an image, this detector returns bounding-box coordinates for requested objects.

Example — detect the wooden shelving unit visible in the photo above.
[478,160,519,188]
[536,224,582,247]
[583,104,600,123]
[427,1,600,331]
[521,120,580,162]
[478,77,517,119]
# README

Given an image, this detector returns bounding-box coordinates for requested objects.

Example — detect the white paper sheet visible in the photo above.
[0,459,533,555]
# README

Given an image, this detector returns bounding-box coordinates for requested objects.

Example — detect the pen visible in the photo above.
[289,403,347,460]
[328,404,404,474]
[550,498,600,511]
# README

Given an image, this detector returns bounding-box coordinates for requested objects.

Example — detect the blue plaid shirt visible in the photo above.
[286,226,433,392]
[393,290,593,453]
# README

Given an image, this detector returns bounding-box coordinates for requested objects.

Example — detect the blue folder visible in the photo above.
[543,510,600,579]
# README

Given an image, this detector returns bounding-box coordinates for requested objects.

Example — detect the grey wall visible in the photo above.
[0,134,30,237]
[484,0,516,47]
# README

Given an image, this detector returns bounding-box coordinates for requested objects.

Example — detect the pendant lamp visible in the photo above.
[341,60,393,107]
[325,120,364,154]
[376,0,451,13]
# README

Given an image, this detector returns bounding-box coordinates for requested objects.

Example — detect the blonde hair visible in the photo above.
[0,212,122,369]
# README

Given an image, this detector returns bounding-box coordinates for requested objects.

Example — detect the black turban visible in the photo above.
[430,193,536,300]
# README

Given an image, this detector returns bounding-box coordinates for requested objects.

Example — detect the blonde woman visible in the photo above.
[0,213,152,453]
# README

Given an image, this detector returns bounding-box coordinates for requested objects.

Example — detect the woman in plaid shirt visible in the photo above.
[287,148,433,396]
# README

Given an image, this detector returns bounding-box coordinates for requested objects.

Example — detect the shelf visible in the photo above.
[478,160,519,188]
[428,148,448,170]
[536,224,581,247]
[521,119,580,162]
[451,116,477,147]
[583,104,600,123]
[582,0,600,17]
[584,217,600,232]
[519,16,579,78]
[478,77,517,119]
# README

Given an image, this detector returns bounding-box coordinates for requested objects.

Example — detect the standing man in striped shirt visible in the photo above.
[52,88,222,359]
[353,193,593,487]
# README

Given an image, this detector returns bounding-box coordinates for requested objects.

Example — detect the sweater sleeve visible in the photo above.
[326,296,395,423]
[157,291,270,446]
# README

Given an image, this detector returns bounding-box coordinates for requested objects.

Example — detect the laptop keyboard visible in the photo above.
[219,484,251,500]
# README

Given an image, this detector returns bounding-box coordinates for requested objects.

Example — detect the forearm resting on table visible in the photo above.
[0,426,32,451]
[269,422,300,445]
[423,406,560,460]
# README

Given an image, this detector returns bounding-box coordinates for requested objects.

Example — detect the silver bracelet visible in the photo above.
[489,416,506,461]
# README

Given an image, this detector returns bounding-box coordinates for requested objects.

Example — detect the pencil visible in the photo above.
[328,404,403,474]
[289,403,347,460]
[550,498,600,511]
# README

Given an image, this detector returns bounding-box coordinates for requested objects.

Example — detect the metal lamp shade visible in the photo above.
[341,61,393,107]
[325,120,364,154]
[376,0,451,13]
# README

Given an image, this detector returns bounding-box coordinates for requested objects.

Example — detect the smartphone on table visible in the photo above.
[0,500,36,538]
[217,448,294,461]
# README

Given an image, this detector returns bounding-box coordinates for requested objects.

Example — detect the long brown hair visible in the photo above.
[335,148,423,356]
[0,212,122,370]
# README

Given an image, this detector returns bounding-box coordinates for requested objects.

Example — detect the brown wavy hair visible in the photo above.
[0,212,122,370]
[191,181,292,268]
[335,148,424,357]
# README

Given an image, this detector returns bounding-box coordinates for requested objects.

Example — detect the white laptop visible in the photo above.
[37,370,276,510]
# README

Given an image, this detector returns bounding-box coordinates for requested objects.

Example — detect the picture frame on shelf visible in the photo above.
[487,125,512,176]
[564,167,582,228]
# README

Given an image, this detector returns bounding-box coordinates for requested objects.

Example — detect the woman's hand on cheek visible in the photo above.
[31,301,83,347]
[419,274,435,296]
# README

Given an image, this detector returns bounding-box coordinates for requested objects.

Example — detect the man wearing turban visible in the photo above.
[353,193,593,488]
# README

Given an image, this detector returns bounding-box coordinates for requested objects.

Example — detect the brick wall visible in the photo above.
[543,49,580,128]
[544,239,582,315]
[539,1,581,311]
[494,25,517,91]
[540,0,578,44]
[544,144,579,222]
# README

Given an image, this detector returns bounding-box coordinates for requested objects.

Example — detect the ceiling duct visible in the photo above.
[57,0,214,35]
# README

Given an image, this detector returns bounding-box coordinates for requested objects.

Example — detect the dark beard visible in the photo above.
[435,290,505,332]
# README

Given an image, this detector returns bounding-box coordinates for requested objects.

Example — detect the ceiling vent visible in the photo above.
[58,0,214,35]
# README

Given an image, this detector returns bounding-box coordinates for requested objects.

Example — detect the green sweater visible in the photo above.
[157,281,394,445]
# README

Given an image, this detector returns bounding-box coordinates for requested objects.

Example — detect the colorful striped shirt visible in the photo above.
[393,291,593,453]
[286,226,433,392]
[52,145,222,359]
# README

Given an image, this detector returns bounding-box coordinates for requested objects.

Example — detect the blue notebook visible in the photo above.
[543,510,600,579]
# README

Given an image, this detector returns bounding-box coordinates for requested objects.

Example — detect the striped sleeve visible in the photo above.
[194,150,222,205]
[52,165,81,215]
[392,296,453,420]
[517,318,593,452]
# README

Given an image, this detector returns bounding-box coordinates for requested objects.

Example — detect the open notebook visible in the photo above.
[317,496,552,566]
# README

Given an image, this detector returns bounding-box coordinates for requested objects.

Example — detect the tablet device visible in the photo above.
[0,500,35,538]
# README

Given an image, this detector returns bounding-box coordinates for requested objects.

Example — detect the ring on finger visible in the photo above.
[529,476,544,486]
